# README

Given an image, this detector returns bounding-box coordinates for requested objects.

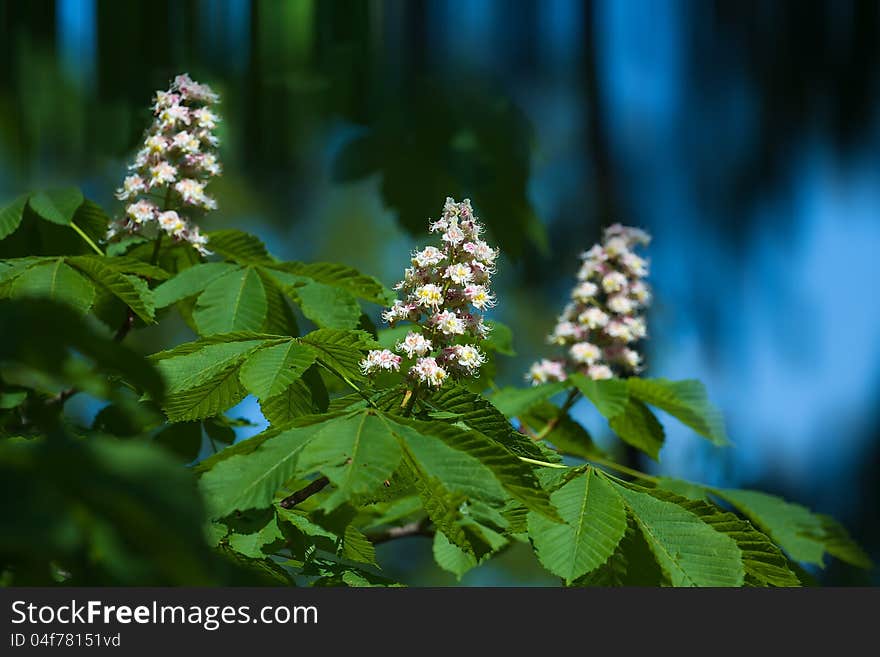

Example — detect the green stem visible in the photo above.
[70,221,104,256]
[517,456,569,469]
[150,232,163,265]
[316,362,376,408]
[587,455,661,484]
[534,388,581,440]
[402,383,420,417]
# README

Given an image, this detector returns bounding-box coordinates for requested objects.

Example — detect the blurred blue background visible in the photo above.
[1,0,877,585]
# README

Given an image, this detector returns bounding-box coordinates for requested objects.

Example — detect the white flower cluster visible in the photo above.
[106,73,221,255]
[528,223,651,385]
[360,197,499,388]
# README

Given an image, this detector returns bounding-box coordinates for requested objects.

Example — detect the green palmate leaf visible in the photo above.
[570,374,629,418]
[528,468,627,584]
[153,262,237,308]
[206,229,273,264]
[239,341,317,400]
[610,479,744,586]
[490,382,568,417]
[714,488,865,567]
[627,378,728,446]
[27,187,83,225]
[0,194,28,240]
[297,411,403,511]
[608,398,665,461]
[199,416,342,518]
[273,261,394,306]
[194,266,268,335]
[389,415,559,520]
[341,526,378,566]
[67,256,156,323]
[156,340,266,421]
[299,328,379,381]
[659,493,801,587]
[288,280,362,329]
[11,259,95,314]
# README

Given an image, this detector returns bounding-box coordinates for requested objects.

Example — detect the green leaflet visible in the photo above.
[423,385,559,464]
[199,417,339,518]
[227,516,285,560]
[194,266,268,334]
[0,194,28,240]
[388,415,559,520]
[715,488,871,568]
[153,262,237,308]
[149,329,365,422]
[300,328,379,381]
[610,479,744,587]
[27,188,83,225]
[341,526,378,566]
[433,531,480,579]
[627,378,728,446]
[528,468,627,583]
[257,268,299,336]
[272,261,394,306]
[400,443,502,558]
[297,411,403,511]
[260,374,326,425]
[67,256,157,323]
[433,531,479,578]
[608,398,665,461]
[157,341,267,394]
[574,516,667,586]
[156,340,266,421]
[11,259,95,314]
[287,279,362,329]
[490,381,568,417]
[658,492,801,587]
[570,374,629,418]
[239,341,318,400]
[205,229,273,264]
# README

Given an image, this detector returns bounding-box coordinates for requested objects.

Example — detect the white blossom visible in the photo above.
[530,224,652,381]
[397,332,432,358]
[106,73,222,255]
[360,349,402,375]
[369,198,498,388]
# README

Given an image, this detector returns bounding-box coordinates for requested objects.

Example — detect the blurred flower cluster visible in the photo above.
[106,73,221,255]
[361,197,498,388]
[528,224,651,385]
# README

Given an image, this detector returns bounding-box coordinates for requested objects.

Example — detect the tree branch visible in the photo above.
[279,476,330,509]
[366,518,434,544]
